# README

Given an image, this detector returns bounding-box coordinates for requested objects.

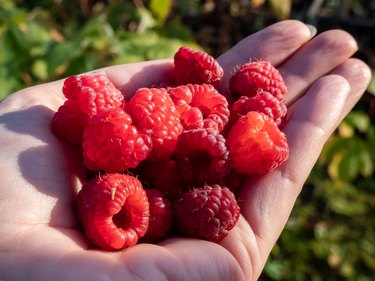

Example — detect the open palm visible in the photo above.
[0,20,371,281]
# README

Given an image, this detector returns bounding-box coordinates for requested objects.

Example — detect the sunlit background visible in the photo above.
[1,1,374,280]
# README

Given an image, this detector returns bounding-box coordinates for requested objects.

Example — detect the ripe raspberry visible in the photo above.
[135,160,187,201]
[63,73,125,116]
[229,90,287,128]
[82,107,152,173]
[76,173,149,250]
[220,168,246,196]
[51,100,89,145]
[174,185,240,242]
[173,46,223,86]
[51,74,125,145]
[140,189,173,243]
[166,84,193,116]
[175,128,231,185]
[168,84,230,132]
[126,88,183,160]
[229,61,287,100]
[226,111,289,175]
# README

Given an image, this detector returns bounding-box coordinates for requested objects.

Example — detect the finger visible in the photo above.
[238,74,357,272]
[217,20,313,90]
[280,29,358,105]
[329,58,372,118]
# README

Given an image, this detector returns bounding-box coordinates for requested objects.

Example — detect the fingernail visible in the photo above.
[306,24,317,38]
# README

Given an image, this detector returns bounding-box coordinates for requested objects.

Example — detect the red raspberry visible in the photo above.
[226,111,289,175]
[220,169,246,196]
[63,73,125,116]
[51,74,125,145]
[229,90,287,128]
[166,84,193,116]
[174,185,240,242]
[51,100,89,145]
[76,173,149,250]
[175,128,231,185]
[82,107,152,173]
[140,189,173,243]
[229,61,287,100]
[126,88,183,160]
[135,160,187,201]
[168,84,230,132]
[173,46,223,86]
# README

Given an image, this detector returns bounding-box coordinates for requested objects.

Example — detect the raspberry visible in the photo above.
[76,173,149,250]
[126,88,183,160]
[174,185,240,242]
[166,84,193,117]
[175,128,231,185]
[168,84,230,132]
[226,111,289,175]
[220,169,246,196]
[51,100,89,145]
[51,74,125,145]
[140,189,173,243]
[63,73,125,116]
[82,107,152,173]
[135,160,187,201]
[229,61,287,100]
[173,46,223,86]
[229,90,287,128]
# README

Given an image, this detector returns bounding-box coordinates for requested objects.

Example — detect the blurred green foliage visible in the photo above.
[0,0,200,98]
[1,0,374,280]
[263,111,375,281]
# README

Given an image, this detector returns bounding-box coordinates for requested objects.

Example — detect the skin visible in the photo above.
[0,20,371,281]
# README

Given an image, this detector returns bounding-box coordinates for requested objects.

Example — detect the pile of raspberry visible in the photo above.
[51,46,289,251]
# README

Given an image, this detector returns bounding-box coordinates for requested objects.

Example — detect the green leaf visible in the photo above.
[343,111,370,133]
[137,8,156,32]
[31,59,48,80]
[264,259,285,280]
[150,0,172,23]
[367,69,375,96]
[337,149,360,182]
[268,0,292,20]
[21,21,51,46]
[366,125,375,157]
[44,41,81,74]
[0,0,15,12]
[358,146,373,177]
[155,18,192,40]
[64,54,100,76]
[330,195,368,216]
[0,75,18,99]
[332,140,373,182]
[145,38,188,60]
[319,136,350,165]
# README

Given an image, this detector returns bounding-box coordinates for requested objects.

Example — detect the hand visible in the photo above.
[0,20,371,281]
